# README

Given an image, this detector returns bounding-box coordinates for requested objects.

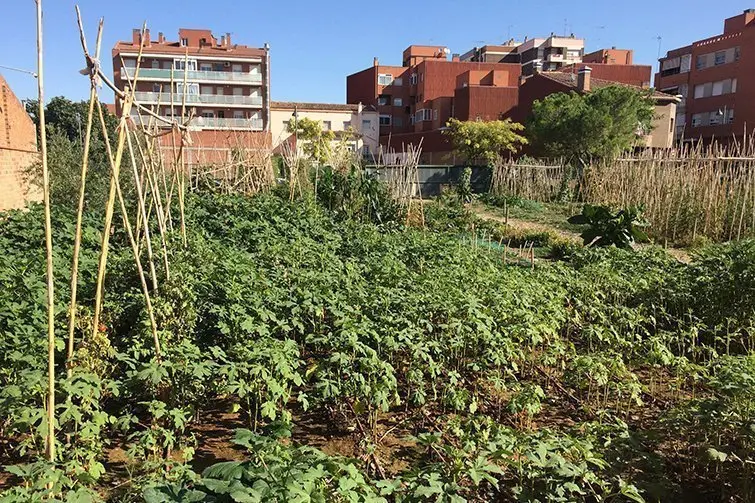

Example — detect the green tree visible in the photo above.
[287,117,335,164]
[442,118,527,165]
[24,97,121,210]
[527,85,655,163]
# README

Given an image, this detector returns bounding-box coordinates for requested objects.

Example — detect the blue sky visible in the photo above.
[0,0,745,104]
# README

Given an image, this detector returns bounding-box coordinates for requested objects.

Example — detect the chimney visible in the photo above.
[373,57,379,67]
[577,66,592,92]
[452,53,460,62]
[220,35,226,47]
[132,29,140,45]
[143,29,151,46]
[158,32,165,44]
[226,32,232,48]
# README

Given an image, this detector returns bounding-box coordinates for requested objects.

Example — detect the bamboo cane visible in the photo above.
[35,0,56,463]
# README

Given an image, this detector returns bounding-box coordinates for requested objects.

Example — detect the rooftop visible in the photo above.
[537,71,679,102]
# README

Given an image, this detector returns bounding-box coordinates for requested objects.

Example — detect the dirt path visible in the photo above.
[471,205,582,243]
[471,205,691,263]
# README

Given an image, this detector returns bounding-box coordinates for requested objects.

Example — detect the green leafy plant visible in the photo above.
[568,204,649,248]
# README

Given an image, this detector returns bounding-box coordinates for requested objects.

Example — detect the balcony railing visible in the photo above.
[130,114,264,131]
[122,67,263,84]
[133,91,263,107]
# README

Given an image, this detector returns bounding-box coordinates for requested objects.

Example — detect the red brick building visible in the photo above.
[347,44,652,162]
[583,48,634,65]
[0,73,40,210]
[347,46,521,162]
[655,9,755,143]
[112,28,272,165]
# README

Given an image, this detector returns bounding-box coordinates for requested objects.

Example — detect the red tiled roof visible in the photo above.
[537,71,679,102]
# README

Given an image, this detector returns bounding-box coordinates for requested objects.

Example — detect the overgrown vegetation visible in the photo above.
[1,180,755,501]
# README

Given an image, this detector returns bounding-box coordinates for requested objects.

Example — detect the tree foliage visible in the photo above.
[286,117,336,164]
[24,97,121,210]
[527,85,656,162]
[443,118,527,165]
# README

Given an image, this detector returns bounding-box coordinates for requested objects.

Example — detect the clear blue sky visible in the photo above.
[0,0,746,104]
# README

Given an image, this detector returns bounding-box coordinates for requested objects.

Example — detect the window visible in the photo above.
[201,110,215,118]
[377,95,390,106]
[712,81,724,96]
[173,58,197,71]
[232,64,242,72]
[124,59,136,68]
[343,121,351,130]
[726,109,735,124]
[250,65,261,75]
[567,49,581,58]
[378,73,393,86]
[393,97,403,107]
[162,61,172,70]
[732,78,738,93]
[393,116,403,127]
[322,121,331,131]
[180,38,188,47]
[362,119,372,129]
[433,109,438,121]
[151,60,159,68]
[734,46,740,61]
[393,77,403,86]
[691,113,704,127]
[217,111,225,119]
[200,63,212,71]
[213,63,224,72]
[152,83,161,93]
[201,85,213,95]
[696,55,706,70]
[409,115,415,125]
[379,115,392,126]
[714,51,726,66]
[414,109,432,122]
[709,112,721,126]
[233,87,243,96]
[176,83,199,95]
[200,38,207,46]
[410,73,418,85]
[216,87,224,95]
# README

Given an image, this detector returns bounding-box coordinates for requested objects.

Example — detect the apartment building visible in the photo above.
[0,73,40,210]
[459,40,521,63]
[518,35,585,75]
[112,28,271,164]
[655,9,755,143]
[270,102,379,157]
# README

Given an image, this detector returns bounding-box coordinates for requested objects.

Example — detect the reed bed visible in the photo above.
[490,137,755,244]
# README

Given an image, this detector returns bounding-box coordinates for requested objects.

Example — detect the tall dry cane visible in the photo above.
[67,11,103,377]
[35,0,56,463]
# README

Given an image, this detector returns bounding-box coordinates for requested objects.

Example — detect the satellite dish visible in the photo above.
[443,47,450,55]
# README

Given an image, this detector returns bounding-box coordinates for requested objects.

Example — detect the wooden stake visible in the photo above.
[35,0,56,463]
[67,11,103,376]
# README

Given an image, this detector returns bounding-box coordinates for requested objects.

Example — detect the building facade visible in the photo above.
[270,102,379,158]
[347,46,522,162]
[583,48,634,65]
[0,73,40,210]
[655,9,755,143]
[112,28,271,165]
[518,35,585,75]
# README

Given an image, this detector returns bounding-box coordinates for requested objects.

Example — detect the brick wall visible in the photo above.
[0,74,40,211]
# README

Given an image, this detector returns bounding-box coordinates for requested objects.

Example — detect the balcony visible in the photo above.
[121,67,263,84]
[130,114,264,131]
[133,91,263,107]
[546,53,565,62]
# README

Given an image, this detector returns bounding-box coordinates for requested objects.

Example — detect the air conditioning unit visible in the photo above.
[224,61,231,67]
